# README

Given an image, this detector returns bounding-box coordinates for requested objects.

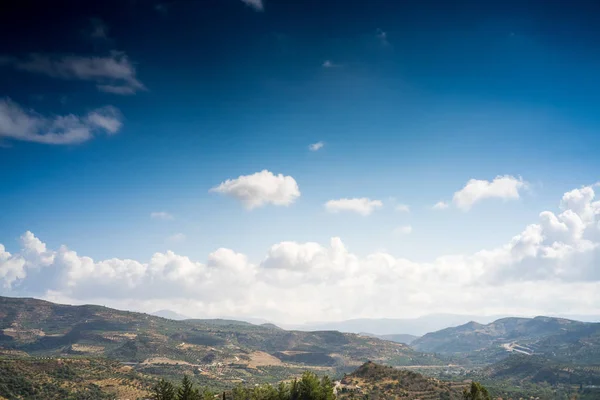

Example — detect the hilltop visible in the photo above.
[0,296,441,386]
[336,361,465,400]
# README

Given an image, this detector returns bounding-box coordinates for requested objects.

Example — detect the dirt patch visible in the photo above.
[71,344,105,353]
[247,351,283,368]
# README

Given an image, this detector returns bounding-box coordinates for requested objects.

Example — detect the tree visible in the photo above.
[177,375,201,400]
[462,382,491,400]
[152,379,176,400]
[298,372,322,400]
[320,376,335,400]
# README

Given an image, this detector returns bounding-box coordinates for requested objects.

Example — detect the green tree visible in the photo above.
[320,376,335,400]
[298,372,322,400]
[277,382,289,400]
[177,375,201,400]
[152,379,176,400]
[462,382,491,400]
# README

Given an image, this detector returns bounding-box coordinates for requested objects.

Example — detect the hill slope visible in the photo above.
[0,358,152,400]
[336,361,465,400]
[412,316,600,364]
[0,296,442,385]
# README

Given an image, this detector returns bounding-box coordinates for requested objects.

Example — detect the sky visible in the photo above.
[1,0,600,324]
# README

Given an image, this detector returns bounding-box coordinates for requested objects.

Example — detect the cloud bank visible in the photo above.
[3,184,598,323]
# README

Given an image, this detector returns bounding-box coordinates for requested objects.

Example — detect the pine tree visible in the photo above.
[177,375,200,400]
[152,379,176,400]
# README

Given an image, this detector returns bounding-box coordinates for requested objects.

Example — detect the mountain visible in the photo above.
[336,361,465,400]
[151,309,190,320]
[359,332,419,345]
[291,314,509,336]
[0,296,442,387]
[412,316,600,364]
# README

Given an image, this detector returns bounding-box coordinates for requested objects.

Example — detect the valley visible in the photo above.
[1,296,600,399]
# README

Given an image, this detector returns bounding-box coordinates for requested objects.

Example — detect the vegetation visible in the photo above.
[0,357,152,399]
[153,371,335,400]
[336,361,465,399]
[462,382,490,400]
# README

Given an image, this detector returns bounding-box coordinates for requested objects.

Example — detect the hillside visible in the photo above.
[411,316,600,364]
[470,354,600,399]
[0,296,441,386]
[0,357,153,400]
[336,361,465,400]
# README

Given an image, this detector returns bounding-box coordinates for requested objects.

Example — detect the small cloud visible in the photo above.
[433,201,449,210]
[376,28,389,45]
[166,233,186,243]
[210,170,300,209]
[322,60,338,68]
[325,198,383,216]
[309,141,324,151]
[393,225,412,235]
[151,212,174,220]
[453,175,528,211]
[395,204,410,213]
[241,0,263,11]
[0,99,122,146]
[0,52,146,95]
[89,18,109,40]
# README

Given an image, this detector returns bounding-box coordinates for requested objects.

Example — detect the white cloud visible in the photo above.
[0,99,122,145]
[453,175,527,211]
[393,225,412,235]
[2,184,600,323]
[395,204,410,213]
[309,141,324,151]
[210,170,300,209]
[166,233,186,243]
[151,212,174,220]
[325,198,383,216]
[240,0,263,11]
[0,51,145,95]
[433,201,449,210]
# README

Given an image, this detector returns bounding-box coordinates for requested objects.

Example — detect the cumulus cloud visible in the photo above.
[325,198,383,216]
[0,99,122,145]
[453,175,527,211]
[151,212,174,220]
[309,141,324,151]
[432,201,449,210]
[241,0,263,11]
[210,170,300,209]
[0,51,145,95]
[2,184,600,323]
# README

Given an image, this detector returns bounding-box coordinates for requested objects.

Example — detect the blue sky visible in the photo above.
[1,0,599,322]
